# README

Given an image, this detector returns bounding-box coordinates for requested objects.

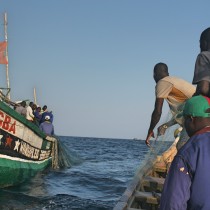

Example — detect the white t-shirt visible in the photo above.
[156,76,196,125]
[26,106,34,121]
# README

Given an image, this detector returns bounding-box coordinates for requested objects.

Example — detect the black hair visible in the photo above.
[200,27,210,43]
[154,62,169,76]
[42,105,47,110]
[21,101,26,107]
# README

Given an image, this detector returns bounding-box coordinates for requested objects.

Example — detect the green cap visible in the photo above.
[183,95,210,118]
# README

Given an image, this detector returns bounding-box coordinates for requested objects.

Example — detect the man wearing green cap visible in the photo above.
[160,95,210,210]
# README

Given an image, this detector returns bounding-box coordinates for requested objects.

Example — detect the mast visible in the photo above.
[4,12,10,99]
[33,87,37,105]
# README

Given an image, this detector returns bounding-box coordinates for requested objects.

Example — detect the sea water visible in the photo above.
[0,136,171,210]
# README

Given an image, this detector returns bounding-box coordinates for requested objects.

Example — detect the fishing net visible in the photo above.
[56,137,73,168]
[46,136,72,169]
[133,110,181,179]
[0,94,73,170]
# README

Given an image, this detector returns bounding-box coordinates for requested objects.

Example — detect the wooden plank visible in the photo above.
[114,141,177,210]
[141,176,165,191]
[154,165,167,173]
[143,176,165,185]
[134,191,160,205]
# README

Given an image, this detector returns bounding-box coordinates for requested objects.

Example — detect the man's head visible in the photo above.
[200,27,210,52]
[153,63,169,83]
[21,101,26,107]
[29,102,34,107]
[42,105,47,111]
[37,106,41,112]
[183,95,210,137]
[32,104,37,110]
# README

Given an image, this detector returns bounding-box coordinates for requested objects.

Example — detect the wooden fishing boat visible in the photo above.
[0,97,61,187]
[114,133,179,210]
[0,13,67,188]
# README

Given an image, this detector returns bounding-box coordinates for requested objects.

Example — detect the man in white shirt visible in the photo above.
[26,101,34,122]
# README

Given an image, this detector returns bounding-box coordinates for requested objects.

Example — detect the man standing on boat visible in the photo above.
[26,101,34,122]
[39,115,54,136]
[192,27,210,97]
[40,105,54,124]
[160,95,210,210]
[145,63,195,148]
[15,101,27,117]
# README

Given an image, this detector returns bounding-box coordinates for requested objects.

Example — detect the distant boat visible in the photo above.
[0,13,66,188]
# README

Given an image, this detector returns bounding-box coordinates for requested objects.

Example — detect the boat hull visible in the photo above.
[0,154,51,187]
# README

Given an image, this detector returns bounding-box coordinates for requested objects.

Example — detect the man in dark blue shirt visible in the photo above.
[160,95,210,210]
[39,115,54,136]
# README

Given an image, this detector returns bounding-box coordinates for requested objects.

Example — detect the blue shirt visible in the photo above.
[39,121,54,135]
[34,110,42,122]
[40,111,54,124]
[160,127,210,210]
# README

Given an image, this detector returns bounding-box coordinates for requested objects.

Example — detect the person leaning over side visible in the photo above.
[145,63,195,149]
[39,105,54,124]
[41,110,54,124]
[193,27,210,97]
[160,95,210,210]
[39,115,54,136]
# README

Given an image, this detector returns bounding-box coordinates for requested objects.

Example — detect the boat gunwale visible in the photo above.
[0,100,47,139]
[114,157,158,210]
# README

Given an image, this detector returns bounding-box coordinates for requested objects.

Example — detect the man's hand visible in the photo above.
[157,124,168,136]
[145,130,154,147]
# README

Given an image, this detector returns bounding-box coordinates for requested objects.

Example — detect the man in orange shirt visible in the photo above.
[145,63,195,149]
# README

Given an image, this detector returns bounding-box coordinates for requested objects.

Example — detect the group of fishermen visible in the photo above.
[15,101,54,136]
[146,27,210,210]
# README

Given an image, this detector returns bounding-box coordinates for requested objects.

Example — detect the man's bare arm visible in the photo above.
[145,98,164,146]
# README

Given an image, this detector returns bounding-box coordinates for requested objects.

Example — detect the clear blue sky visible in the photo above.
[0,1,209,139]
